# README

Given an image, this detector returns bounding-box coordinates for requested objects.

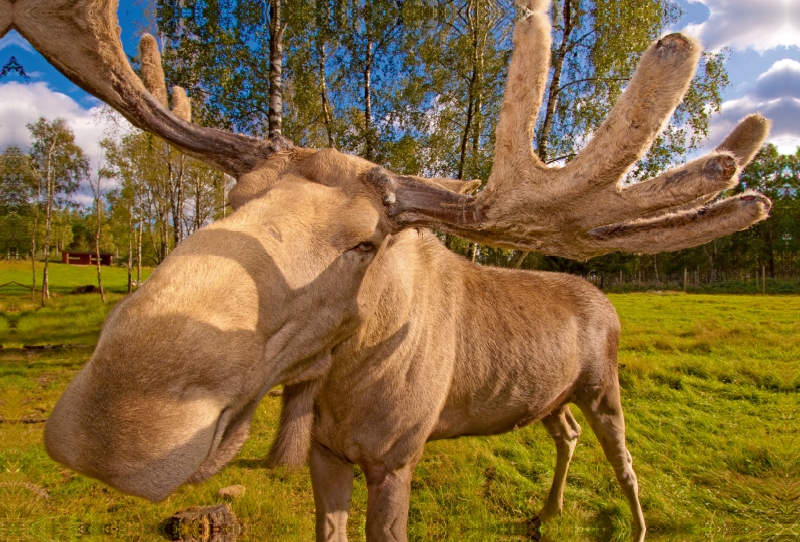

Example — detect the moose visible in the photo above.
[2,0,771,540]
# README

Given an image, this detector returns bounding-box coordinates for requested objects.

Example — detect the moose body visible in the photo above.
[310,228,636,540]
[7,1,774,541]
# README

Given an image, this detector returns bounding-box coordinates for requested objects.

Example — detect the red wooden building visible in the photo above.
[61,251,114,266]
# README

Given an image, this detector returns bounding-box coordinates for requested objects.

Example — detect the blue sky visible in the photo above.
[1,0,799,190]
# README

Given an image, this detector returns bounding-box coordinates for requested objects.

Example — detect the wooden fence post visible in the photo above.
[763,265,766,295]
[684,268,687,293]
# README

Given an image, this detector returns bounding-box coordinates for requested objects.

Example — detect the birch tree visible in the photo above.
[27,118,87,304]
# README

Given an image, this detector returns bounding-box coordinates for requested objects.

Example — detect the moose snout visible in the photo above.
[44,370,227,501]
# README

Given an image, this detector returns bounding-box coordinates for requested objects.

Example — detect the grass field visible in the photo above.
[0,260,153,297]
[0,264,797,541]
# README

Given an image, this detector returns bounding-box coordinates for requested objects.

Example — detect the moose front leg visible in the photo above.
[310,441,355,542]
[363,461,418,542]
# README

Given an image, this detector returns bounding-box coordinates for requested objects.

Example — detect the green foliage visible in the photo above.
[2,3,795,279]
[156,0,278,134]
[0,146,38,257]
[27,118,88,207]
[1,293,795,539]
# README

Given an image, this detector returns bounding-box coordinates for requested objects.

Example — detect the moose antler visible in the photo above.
[369,0,771,259]
[1,0,290,176]
[4,0,771,260]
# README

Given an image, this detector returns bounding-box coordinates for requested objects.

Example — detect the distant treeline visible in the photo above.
[0,0,798,284]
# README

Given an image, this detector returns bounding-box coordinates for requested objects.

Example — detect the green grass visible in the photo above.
[1,289,797,541]
[0,260,153,295]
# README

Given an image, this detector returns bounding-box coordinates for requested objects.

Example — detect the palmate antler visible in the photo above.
[368,0,771,259]
[2,0,771,261]
[0,0,291,177]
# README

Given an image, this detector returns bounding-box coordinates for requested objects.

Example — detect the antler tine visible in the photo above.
[139,34,192,122]
[562,33,701,185]
[368,14,772,260]
[10,0,290,176]
[490,0,551,180]
[715,113,771,167]
[171,86,191,123]
[139,34,169,108]
[587,192,771,254]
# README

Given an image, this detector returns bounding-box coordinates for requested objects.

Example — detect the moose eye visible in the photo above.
[352,242,375,253]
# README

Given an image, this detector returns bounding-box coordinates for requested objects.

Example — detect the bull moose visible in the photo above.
[2,0,772,540]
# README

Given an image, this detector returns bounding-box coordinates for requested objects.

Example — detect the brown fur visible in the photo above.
[0,1,12,40]
[29,2,777,542]
[43,149,646,540]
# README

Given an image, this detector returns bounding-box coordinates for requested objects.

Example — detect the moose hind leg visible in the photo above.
[578,384,646,542]
[310,440,355,542]
[536,405,582,522]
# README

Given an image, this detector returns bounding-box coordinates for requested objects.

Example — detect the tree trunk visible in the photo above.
[94,178,106,303]
[170,153,186,248]
[30,214,37,301]
[471,41,484,177]
[653,253,660,283]
[160,217,168,263]
[767,226,775,276]
[319,42,335,147]
[364,46,374,160]
[315,0,334,146]
[95,219,105,302]
[136,212,142,287]
[268,0,285,138]
[363,1,375,161]
[127,204,133,294]
[194,173,203,233]
[458,86,475,180]
[536,0,574,162]
[41,148,54,306]
[509,251,527,269]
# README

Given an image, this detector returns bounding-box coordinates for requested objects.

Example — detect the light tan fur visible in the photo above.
[19,2,777,541]
[44,149,645,540]
[138,34,168,108]
[171,85,191,122]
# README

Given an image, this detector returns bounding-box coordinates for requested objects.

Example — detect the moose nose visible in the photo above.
[43,370,91,475]
[44,367,226,501]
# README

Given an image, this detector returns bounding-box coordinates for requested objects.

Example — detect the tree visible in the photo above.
[157,0,289,136]
[27,118,88,304]
[731,144,800,275]
[88,168,107,302]
[0,145,38,265]
[508,0,728,267]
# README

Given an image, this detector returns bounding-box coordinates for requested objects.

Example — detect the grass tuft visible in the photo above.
[0,271,797,540]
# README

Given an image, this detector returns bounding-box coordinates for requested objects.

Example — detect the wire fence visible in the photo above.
[582,269,800,294]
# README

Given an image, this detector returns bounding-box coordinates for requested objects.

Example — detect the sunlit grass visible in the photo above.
[0,292,797,541]
[0,260,152,295]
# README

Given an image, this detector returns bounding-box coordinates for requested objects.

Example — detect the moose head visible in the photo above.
[2,0,770,507]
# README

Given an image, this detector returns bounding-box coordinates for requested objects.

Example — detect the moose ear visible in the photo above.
[430,178,482,195]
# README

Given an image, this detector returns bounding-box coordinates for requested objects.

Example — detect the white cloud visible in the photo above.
[0,82,132,204]
[754,59,800,100]
[682,0,800,52]
[0,32,34,52]
[706,59,800,154]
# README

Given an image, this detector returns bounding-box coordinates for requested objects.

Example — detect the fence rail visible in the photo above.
[582,269,800,294]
